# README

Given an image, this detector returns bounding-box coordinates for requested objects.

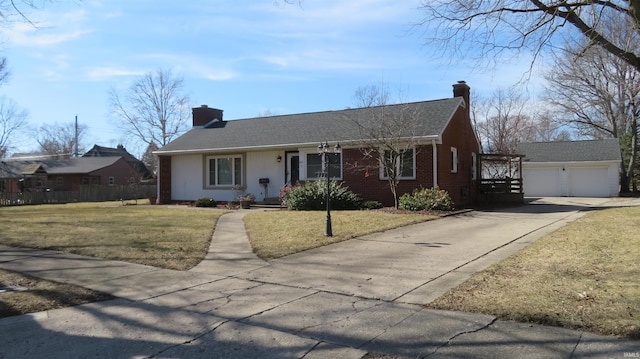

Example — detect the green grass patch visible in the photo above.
[0,202,228,271]
[244,210,436,259]
[427,206,640,339]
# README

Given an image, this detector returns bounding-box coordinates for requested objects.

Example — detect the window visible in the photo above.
[108,176,115,185]
[55,176,64,186]
[206,155,243,187]
[451,147,458,173]
[381,148,415,179]
[306,153,341,179]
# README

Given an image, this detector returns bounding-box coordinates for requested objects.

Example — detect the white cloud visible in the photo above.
[3,9,91,47]
[87,67,146,80]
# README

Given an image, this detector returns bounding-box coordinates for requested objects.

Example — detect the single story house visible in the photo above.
[154,81,481,207]
[0,156,144,193]
[517,139,621,198]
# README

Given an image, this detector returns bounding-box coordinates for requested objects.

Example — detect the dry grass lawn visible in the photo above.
[244,210,436,259]
[0,269,114,318]
[428,206,640,339]
[0,201,228,271]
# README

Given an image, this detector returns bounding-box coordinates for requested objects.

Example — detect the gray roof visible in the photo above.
[156,98,464,154]
[517,139,621,162]
[0,157,123,178]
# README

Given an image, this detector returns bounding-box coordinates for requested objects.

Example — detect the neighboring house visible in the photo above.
[517,139,621,198]
[0,157,143,193]
[155,81,480,207]
[83,144,152,180]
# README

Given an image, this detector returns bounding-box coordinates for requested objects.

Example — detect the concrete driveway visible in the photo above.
[237,197,613,304]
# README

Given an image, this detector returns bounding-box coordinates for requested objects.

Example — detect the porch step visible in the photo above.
[252,197,282,209]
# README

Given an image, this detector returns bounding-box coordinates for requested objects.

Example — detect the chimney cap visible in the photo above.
[201,104,208,108]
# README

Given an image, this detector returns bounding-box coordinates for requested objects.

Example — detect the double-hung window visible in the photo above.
[306,153,342,179]
[207,155,243,186]
[381,148,415,179]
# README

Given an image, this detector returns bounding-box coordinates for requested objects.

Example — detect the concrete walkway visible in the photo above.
[0,198,638,358]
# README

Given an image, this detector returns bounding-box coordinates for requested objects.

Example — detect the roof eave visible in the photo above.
[154,135,442,155]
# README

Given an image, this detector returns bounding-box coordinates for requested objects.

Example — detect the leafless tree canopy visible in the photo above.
[348,83,423,208]
[352,82,389,108]
[109,69,191,148]
[544,23,640,191]
[474,86,569,154]
[419,1,640,72]
[0,96,28,158]
[35,122,87,159]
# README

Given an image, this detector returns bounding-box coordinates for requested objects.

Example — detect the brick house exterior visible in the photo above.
[155,81,480,207]
[0,157,144,193]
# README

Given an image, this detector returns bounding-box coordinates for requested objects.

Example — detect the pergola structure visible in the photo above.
[476,153,524,203]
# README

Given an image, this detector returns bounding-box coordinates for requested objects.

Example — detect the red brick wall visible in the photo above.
[158,155,172,204]
[341,107,479,208]
[342,144,436,207]
[437,107,479,205]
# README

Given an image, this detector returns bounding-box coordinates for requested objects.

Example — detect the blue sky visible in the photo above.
[0,0,542,156]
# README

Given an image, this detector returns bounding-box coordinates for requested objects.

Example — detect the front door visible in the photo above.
[285,152,299,185]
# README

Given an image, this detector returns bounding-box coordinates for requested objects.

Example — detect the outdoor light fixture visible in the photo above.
[276,155,282,163]
[317,141,342,237]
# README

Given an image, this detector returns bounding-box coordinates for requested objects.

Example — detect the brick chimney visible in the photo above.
[452,80,470,118]
[192,105,223,127]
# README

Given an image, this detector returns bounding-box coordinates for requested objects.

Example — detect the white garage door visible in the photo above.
[523,166,612,197]
[523,167,561,197]
[568,167,610,197]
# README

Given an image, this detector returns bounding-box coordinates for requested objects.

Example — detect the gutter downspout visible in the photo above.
[155,154,160,204]
[432,140,438,187]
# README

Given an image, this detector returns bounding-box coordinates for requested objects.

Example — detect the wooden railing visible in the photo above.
[478,178,523,194]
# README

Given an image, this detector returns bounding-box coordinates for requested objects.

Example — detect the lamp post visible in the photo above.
[317,141,341,237]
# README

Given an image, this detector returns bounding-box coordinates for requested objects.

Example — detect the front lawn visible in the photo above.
[244,210,436,259]
[427,206,640,339]
[0,201,227,271]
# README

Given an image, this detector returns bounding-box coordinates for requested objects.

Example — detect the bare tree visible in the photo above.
[544,29,640,192]
[36,122,86,159]
[347,83,423,208]
[0,97,28,158]
[109,69,191,148]
[258,109,279,117]
[352,82,389,108]
[419,1,640,73]
[532,111,572,142]
[475,87,538,154]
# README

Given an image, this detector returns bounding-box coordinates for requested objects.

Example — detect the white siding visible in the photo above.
[245,151,286,201]
[171,151,288,202]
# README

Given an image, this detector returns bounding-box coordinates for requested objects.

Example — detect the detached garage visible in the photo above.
[517,139,621,198]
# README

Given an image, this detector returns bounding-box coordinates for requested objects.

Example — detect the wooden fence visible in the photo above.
[0,184,157,206]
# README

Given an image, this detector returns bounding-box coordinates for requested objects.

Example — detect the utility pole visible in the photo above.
[74,115,79,157]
